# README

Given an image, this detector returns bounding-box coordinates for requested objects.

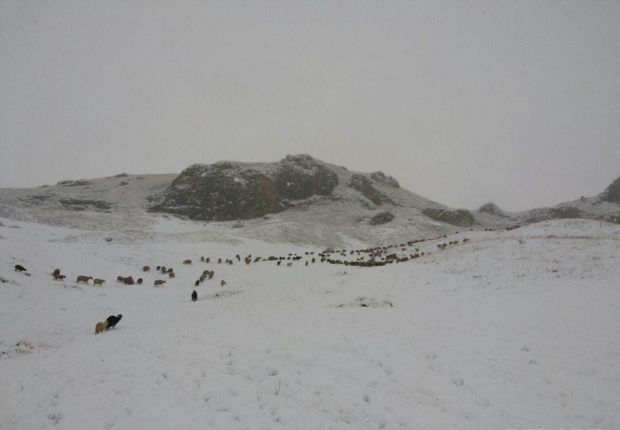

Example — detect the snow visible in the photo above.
[1,216,619,429]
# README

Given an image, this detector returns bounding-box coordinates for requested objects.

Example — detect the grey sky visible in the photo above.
[1,1,619,212]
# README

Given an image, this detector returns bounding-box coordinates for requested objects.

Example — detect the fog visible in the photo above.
[1,1,619,211]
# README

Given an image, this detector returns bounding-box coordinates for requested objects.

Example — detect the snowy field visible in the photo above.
[1,216,619,429]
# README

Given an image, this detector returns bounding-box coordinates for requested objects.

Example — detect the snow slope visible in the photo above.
[1,217,619,429]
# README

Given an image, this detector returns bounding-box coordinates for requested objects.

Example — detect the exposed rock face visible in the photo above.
[369,211,395,225]
[478,202,503,216]
[347,174,393,206]
[600,176,620,204]
[151,163,279,221]
[370,171,399,188]
[422,208,474,227]
[152,155,340,221]
[548,206,584,219]
[273,155,339,200]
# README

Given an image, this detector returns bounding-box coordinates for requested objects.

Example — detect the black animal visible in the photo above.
[191,290,197,302]
[14,264,27,272]
[106,314,123,329]
[194,280,200,287]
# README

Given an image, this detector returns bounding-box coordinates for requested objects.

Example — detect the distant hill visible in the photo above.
[0,154,617,246]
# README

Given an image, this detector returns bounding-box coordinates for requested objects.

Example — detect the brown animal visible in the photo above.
[220,279,226,287]
[93,278,105,286]
[123,276,135,285]
[183,259,192,265]
[154,279,166,287]
[143,266,150,272]
[52,268,61,276]
[137,278,143,285]
[76,275,92,284]
[95,320,108,334]
[53,273,66,280]
[168,271,175,279]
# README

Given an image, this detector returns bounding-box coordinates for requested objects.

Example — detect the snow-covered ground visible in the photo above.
[1,216,618,429]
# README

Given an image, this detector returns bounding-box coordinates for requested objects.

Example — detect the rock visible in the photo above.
[369,211,395,225]
[348,174,393,205]
[548,206,584,219]
[370,171,399,188]
[422,208,474,227]
[600,176,620,204]
[58,198,112,212]
[151,155,339,221]
[478,202,503,215]
[273,155,339,200]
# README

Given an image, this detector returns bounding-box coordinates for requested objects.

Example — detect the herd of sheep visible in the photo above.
[11,231,472,335]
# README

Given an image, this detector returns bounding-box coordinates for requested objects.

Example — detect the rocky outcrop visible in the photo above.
[273,155,339,200]
[347,174,393,206]
[369,211,395,225]
[478,202,505,216]
[423,208,474,227]
[600,176,620,204]
[151,163,279,221]
[370,171,399,188]
[151,155,340,221]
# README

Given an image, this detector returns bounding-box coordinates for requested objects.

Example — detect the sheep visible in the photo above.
[76,275,92,284]
[53,273,66,281]
[137,278,143,285]
[95,320,108,334]
[154,279,166,287]
[93,278,105,286]
[52,268,61,276]
[106,314,122,329]
[123,276,135,285]
[195,279,200,287]
[168,271,175,279]
[183,259,192,265]
[191,290,197,302]
[142,266,150,272]
[14,264,27,272]
[220,280,226,287]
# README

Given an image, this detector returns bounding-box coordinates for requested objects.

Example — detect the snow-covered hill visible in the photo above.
[0,156,618,248]
[1,215,618,429]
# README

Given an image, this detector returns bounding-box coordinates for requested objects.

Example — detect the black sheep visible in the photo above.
[191,290,198,302]
[14,264,27,272]
[106,314,123,329]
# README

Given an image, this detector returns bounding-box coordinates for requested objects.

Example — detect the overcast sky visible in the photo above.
[1,1,619,211]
